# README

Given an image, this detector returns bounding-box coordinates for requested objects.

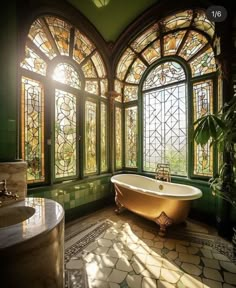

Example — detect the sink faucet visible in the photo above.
[0,179,19,202]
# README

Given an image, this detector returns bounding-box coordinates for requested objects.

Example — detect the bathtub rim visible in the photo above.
[111,174,202,200]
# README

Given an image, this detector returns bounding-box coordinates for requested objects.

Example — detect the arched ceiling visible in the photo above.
[67,0,158,42]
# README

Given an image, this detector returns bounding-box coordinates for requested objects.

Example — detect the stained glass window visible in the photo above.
[21,46,47,76]
[53,63,81,89]
[55,89,77,178]
[21,77,45,182]
[125,107,138,168]
[143,63,187,175]
[21,15,108,183]
[190,47,216,77]
[124,85,138,102]
[163,31,186,56]
[85,101,97,174]
[143,61,185,90]
[46,17,71,56]
[193,80,213,176]
[115,107,122,169]
[101,103,108,172]
[29,19,57,59]
[115,8,217,177]
[179,31,208,60]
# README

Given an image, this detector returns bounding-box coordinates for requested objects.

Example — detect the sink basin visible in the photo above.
[0,206,35,228]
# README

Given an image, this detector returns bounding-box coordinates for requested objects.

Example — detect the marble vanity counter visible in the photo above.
[0,197,64,249]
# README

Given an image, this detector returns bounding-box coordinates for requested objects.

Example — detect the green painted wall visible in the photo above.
[0,3,17,161]
[67,0,158,42]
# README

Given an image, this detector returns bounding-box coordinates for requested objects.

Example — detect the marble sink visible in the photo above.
[0,205,35,228]
[0,197,65,288]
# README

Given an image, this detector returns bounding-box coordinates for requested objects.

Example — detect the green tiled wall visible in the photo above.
[28,175,113,220]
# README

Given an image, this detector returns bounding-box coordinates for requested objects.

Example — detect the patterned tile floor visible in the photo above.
[65,206,236,288]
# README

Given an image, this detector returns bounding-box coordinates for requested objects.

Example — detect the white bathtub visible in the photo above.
[111,174,202,236]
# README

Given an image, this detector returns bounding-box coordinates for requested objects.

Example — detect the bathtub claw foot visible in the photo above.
[155,211,173,237]
[114,198,125,214]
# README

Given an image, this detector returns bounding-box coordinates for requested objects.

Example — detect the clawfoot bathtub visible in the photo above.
[111,174,202,236]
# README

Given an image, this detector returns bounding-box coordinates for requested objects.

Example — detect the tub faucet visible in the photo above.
[0,179,19,201]
[155,163,171,182]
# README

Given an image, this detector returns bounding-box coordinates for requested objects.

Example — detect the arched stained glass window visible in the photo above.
[20,16,108,183]
[115,9,217,177]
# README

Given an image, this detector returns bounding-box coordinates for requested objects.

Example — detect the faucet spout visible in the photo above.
[0,179,19,201]
[155,163,171,182]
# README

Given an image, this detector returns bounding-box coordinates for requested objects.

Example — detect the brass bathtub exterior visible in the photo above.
[114,183,191,236]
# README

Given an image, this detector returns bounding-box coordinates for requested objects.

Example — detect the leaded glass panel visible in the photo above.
[115,107,122,169]
[46,16,71,56]
[29,19,57,59]
[179,31,208,60]
[190,47,216,77]
[21,77,45,182]
[116,48,136,81]
[21,46,47,76]
[91,52,106,78]
[82,60,97,78]
[193,80,213,176]
[131,23,159,53]
[55,89,77,179]
[193,10,215,38]
[53,63,81,89]
[125,106,138,168]
[85,101,97,174]
[114,80,123,102]
[163,31,186,56]
[124,85,138,102]
[126,58,147,84]
[142,39,161,64]
[161,10,193,32]
[100,79,108,98]
[73,29,95,64]
[143,82,187,175]
[143,61,185,90]
[101,103,108,172]
[85,80,99,95]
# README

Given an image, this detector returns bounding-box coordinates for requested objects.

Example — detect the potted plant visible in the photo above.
[193,96,236,244]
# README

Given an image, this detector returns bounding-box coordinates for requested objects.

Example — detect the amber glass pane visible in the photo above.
[21,77,45,183]
[55,89,77,179]
[143,61,185,90]
[142,39,161,65]
[193,80,213,176]
[29,19,57,59]
[101,102,108,172]
[116,48,136,81]
[21,46,47,76]
[85,80,99,95]
[162,10,192,32]
[179,31,208,60]
[193,10,215,38]
[163,31,186,56]
[53,63,81,89]
[73,29,95,64]
[85,101,97,174]
[91,52,106,78]
[115,107,122,169]
[190,47,216,77]
[46,16,71,56]
[126,58,147,84]
[124,85,138,102]
[125,106,137,168]
[82,60,97,78]
[131,23,159,53]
